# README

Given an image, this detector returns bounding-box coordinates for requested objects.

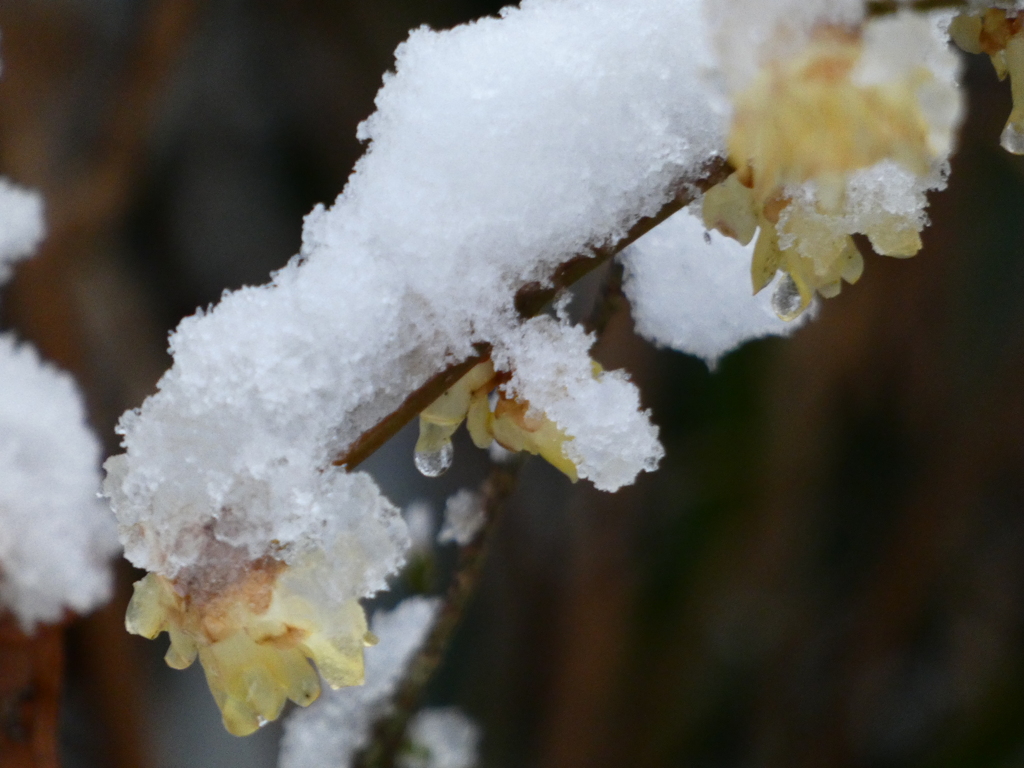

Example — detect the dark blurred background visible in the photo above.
[2,2,1024,767]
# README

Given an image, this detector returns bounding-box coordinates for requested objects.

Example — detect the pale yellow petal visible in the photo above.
[415,417,459,455]
[866,220,921,258]
[125,573,170,639]
[840,240,865,284]
[701,173,758,245]
[165,625,198,670]
[1002,35,1024,154]
[949,14,983,55]
[302,634,366,690]
[220,699,261,737]
[276,648,322,708]
[818,280,842,299]
[751,223,782,294]
[466,394,493,449]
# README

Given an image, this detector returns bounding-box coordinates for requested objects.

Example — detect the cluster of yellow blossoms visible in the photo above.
[416,359,579,482]
[125,6,1024,742]
[703,24,947,319]
[950,8,1024,153]
[125,357,590,737]
[127,561,373,736]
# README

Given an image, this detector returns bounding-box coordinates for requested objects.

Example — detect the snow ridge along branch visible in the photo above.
[334,157,731,471]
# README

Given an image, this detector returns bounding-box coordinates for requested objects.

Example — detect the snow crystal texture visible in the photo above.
[107,0,725,580]
[402,708,482,768]
[496,317,664,491]
[438,489,484,546]
[621,207,804,368]
[0,179,44,283]
[0,337,118,630]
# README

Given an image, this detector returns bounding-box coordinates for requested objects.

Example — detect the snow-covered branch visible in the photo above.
[97,0,1000,740]
[335,156,730,471]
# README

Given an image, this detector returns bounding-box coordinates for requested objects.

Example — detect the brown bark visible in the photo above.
[0,618,64,768]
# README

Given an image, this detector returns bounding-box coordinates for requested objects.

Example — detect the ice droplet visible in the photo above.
[771,274,803,321]
[414,440,454,477]
[1001,121,1024,155]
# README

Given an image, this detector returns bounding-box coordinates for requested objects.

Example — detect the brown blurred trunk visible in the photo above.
[0,3,201,768]
[0,618,64,768]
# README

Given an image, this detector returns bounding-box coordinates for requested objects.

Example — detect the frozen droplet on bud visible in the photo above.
[1001,121,1024,154]
[771,274,803,321]
[414,440,453,477]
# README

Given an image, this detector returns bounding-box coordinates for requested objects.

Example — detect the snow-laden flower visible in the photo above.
[415,361,499,477]
[280,597,441,768]
[950,8,1024,153]
[486,394,577,481]
[126,558,375,736]
[416,359,578,482]
[705,13,962,318]
[105,447,407,735]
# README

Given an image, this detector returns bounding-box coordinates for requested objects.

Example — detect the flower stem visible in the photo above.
[352,461,522,768]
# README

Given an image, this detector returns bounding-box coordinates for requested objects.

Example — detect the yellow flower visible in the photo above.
[126,559,373,736]
[703,172,866,319]
[487,395,577,481]
[950,9,1024,153]
[416,360,498,462]
[705,22,950,318]
[729,27,934,205]
[416,359,578,482]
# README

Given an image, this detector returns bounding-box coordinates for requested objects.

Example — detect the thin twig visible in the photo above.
[583,259,626,338]
[353,462,522,768]
[334,1,964,762]
[334,347,492,470]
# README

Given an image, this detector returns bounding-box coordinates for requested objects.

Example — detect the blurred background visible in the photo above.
[2,1,1024,767]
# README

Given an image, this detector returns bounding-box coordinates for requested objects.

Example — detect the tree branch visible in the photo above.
[335,156,731,470]
[335,0,978,473]
[353,462,521,768]
[352,173,684,766]
[339,4,969,761]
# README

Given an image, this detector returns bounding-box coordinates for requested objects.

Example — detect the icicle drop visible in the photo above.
[414,439,454,477]
[1001,122,1024,155]
[771,274,803,321]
